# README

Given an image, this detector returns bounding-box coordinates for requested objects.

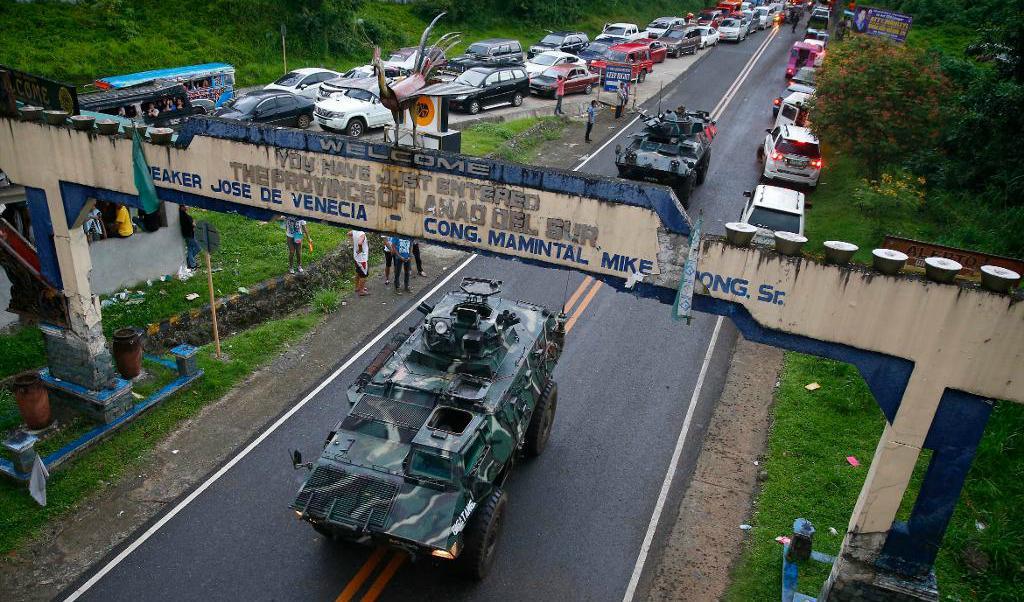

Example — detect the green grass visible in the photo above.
[724,353,1024,601]
[0,311,320,554]
[462,117,566,162]
[0,327,46,383]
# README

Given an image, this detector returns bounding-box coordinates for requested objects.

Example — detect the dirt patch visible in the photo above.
[0,245,467,602]
[646,336,783,602]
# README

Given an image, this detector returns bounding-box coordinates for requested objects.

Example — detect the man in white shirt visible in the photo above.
[350,230,370,296]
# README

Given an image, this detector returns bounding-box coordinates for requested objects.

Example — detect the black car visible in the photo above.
[446,66,529,114]
[438,39,525,78]
[214,90,314,128]
[660,26,701,57]
[527,31,590,58]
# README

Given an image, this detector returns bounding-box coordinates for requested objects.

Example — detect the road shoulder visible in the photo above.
[647,336,783,601]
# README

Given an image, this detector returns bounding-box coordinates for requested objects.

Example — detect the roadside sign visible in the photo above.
[850,6,912,42]
[603,64,633,92]
[195,220,221,254]
[883,236,1024,278]
[0,65,79,115]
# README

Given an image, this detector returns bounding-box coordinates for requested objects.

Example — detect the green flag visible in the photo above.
[132,128,159,213]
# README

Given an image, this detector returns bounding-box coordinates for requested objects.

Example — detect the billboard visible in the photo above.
[851,7,913,42]
[0,65,79,115]
[603,64,633,92]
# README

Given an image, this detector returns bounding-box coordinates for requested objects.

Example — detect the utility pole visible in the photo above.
[281,23,288,74]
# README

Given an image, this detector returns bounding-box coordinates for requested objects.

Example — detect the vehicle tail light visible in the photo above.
[773,98,781,106]
[771,151,784,161]
[811,158,822,169]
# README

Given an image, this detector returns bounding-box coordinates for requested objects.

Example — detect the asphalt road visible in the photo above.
[65,24,801,602]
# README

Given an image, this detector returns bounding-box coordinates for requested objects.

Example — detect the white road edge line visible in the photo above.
[621,316,724,602]
[63,254,479,602]
[621,28,778,602]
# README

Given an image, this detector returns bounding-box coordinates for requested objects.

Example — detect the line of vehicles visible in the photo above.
[77,2,798,138]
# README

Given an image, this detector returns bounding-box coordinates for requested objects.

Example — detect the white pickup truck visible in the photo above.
[596,22,645,42]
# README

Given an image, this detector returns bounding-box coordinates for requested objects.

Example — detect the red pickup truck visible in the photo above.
[588,43,655,82]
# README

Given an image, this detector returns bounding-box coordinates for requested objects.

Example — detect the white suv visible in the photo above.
[758,124,822,188]
[314,87,394,137]
[740,185,806,244]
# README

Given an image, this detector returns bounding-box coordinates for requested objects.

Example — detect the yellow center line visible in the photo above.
[336,546,388,602]
[564,279,603,333]
[562,275,593,315]
[360,552,408,602]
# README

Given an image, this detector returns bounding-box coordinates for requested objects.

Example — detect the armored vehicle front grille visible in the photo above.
[292,465,398,530]
[341,394,432,442]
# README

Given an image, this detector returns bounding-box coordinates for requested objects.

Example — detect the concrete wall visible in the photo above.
[87,203,186,294]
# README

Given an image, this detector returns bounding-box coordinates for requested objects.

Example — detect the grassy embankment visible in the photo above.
[726,23,1023,602]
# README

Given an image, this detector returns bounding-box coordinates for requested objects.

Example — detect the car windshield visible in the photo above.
[777,138,821,157]
[408,450,452,481]
[794,68,816,84]
[605,50,629,62]
[345,88,376,102]
[722,18,740,26]
[697,27,711,34]
[747,207,801,234]
[455,70,487,87]
[273,72,304,86]
[467,43,492,55]
[540,34,564,45]
[225,95,261,112]
[531,54,560,66]
[649,19,671,28]
[604,26,628,35]
[664,29,685,39]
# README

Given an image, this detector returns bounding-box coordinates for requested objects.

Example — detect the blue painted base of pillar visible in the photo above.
[782,540,835,602]
[41,368,133,424]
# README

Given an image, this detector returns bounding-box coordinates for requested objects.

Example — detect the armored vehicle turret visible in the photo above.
[614,109,716,207]
[290,278,565,579]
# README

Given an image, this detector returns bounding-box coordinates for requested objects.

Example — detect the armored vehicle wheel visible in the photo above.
[525,381,557,457]
[696,152,711,185]
[458,489,507,580]
[676,176,696,208]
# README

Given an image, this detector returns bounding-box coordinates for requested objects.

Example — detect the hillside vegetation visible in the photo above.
[0,0,701,87]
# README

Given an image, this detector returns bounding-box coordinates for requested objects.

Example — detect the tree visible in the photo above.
[808,36,949,177]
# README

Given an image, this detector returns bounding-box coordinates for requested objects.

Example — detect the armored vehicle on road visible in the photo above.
[614,109,716,207]
[290,278,565,579]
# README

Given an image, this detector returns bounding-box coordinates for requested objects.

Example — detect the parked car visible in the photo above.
[694,25,721,48]
[525,51,585,77]
[773,91,811,129]
[753,6,771,28]
[527,31,590,58]
[772,82,815,116]
[802,38,827,65]
[786,42,823,77]
[578,41,615,63]
[741,15,759,34]
[439,39,525,78]
[384,46,446,73]
[631,38,669,63]
[740,184,806,244]
[660,26,702,57]
[264,68,341,99]
[588,43,655,83]
[339,64,403,80]
[645,17,688,38]
[313,82,392,137]
[447,66,529,114]
[529,64,599,97]
[790,66,816,87]
[214,90,313,128]
[596,22,644,42]
[719,18,748,42]
[758,124,822,188]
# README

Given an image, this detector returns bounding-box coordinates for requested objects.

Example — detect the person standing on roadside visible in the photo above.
[350,229,370,296]
[554,76,566,116]
[615,81,629,119]
[179,205,199,269]
[412,241,425,277]
[387,236,412,293]
[585,100,597,143]
[284,215,309,274]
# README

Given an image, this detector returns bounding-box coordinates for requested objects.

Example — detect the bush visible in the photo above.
[809,36,950,178]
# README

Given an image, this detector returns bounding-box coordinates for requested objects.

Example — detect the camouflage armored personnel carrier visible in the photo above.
[614,109,716,207]
[290,278,565,579]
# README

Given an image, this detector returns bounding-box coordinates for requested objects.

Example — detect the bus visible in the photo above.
[93,63,235,112]
[80,82,204,128]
